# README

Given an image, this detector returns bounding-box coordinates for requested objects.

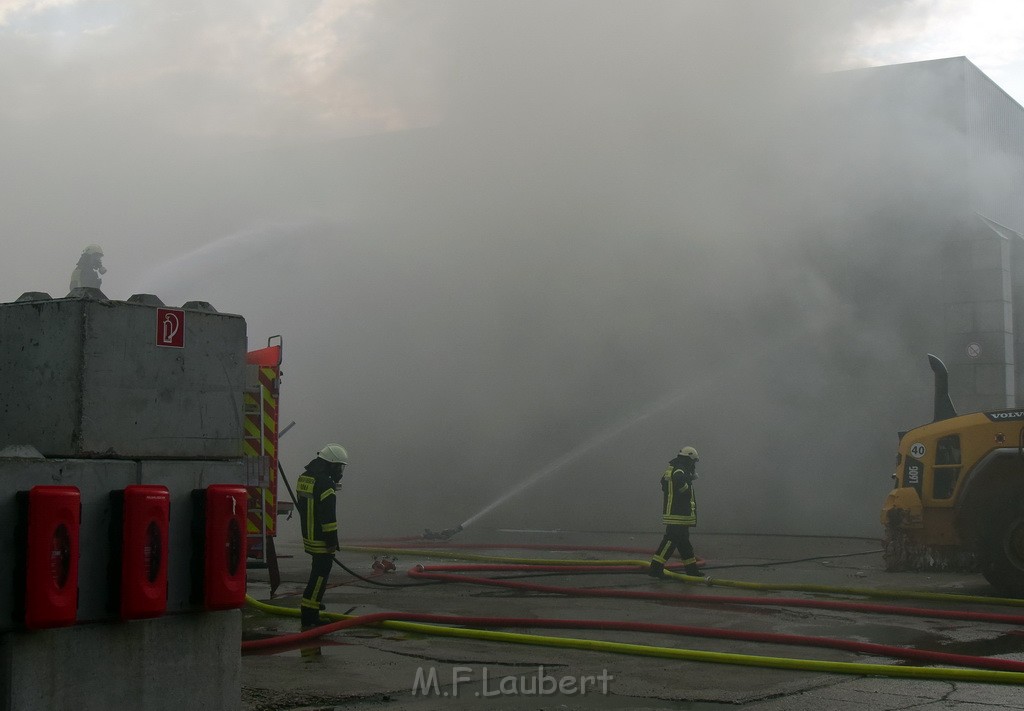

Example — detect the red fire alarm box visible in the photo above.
[192,485,247,610]
[16,486,81,629]
[111,485,170,620]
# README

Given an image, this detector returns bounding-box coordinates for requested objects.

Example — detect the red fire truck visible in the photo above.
[243,336,287,583]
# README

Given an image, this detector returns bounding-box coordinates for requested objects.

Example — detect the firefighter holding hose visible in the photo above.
[648,446,703,578]
[296,443,348,635]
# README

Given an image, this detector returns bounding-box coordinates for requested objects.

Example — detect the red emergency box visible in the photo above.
[17,486,81,629]
[192,485,247,610]
[111,485,170,620]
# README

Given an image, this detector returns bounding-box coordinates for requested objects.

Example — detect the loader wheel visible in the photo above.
[882,526,909,572]
[980,512,1024,597]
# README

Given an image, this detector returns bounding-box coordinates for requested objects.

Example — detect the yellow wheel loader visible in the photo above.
[882,355,1024,595]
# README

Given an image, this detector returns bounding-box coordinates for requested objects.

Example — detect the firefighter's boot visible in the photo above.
[300,642,322,658]
[647,561,665,578]
[684,562,701,577]
[300,607,323,658]
[301,605,321,628]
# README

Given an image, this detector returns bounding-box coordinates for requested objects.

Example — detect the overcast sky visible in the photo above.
[3,1,1023,537]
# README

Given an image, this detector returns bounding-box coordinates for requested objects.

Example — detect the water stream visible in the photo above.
[459,385,699,530]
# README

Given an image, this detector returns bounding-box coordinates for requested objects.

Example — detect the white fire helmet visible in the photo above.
[678,446,699,462]
[317,443,348,465]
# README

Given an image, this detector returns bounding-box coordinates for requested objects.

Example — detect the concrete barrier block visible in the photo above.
[0,296,246,459]
[0,611,241,711]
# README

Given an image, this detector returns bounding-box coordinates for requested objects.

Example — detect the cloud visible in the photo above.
[0,0,438,138]
[845,0,1024,69]
[0,0,81,28]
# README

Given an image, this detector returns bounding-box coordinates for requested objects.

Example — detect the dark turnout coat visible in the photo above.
[660,462,696,527]
[296,459,340,554]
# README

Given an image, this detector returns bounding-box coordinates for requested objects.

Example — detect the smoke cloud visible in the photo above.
[1,1,1008,538]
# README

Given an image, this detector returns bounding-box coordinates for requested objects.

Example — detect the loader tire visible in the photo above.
[979,510,1024,597]
[882,526,909,572]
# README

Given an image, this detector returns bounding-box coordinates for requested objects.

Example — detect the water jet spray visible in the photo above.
[456,384,704,533]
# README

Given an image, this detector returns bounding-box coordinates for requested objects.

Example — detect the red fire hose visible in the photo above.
[407,564,1024,626]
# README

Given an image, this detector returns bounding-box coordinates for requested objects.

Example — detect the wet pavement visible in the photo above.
[242,529,1024,710]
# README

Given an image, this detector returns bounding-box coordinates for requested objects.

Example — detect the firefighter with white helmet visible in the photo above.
[69,244,107,291]
[296,443,348,637]
[648,446,703,578]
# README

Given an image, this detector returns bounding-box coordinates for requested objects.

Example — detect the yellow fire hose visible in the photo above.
[245,595,1024,685]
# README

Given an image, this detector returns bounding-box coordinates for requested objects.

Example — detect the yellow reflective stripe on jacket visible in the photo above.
[322,522,338,532]
[320,488,336,502]
[305,498,316,540]
[663,467,676,516]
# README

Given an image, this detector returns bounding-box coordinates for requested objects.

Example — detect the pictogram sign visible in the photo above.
[156,308,185,348]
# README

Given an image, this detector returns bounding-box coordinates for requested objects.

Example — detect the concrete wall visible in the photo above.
[0,293,245,459]
[0,611,240,711]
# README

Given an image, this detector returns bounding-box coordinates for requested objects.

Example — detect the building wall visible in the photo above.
[846,58,1024,414]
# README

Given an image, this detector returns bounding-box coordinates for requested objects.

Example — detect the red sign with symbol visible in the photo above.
[156,308,185,348]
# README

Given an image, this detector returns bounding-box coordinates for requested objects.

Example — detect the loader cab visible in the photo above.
[893,429,963,506]
[933,435,962,499]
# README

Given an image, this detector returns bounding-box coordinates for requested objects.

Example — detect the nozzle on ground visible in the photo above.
[422,524,464,541]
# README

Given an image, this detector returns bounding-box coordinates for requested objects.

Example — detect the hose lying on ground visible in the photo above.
[407,564,1024,625]
[349,538,882,570]
[343,545,1024,608]
[243,595,1024,684]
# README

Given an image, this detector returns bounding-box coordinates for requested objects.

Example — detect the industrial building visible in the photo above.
[829,57,1024,412]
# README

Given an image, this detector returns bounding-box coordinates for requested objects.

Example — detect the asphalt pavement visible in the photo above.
[241,529,1024,710]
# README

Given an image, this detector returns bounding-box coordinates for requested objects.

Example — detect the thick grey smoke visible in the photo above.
[1,2,995,538]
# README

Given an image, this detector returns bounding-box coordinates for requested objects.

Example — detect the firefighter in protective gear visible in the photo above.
[69,244,106,291]
[296,443,348,631]
[649,447,702,578]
